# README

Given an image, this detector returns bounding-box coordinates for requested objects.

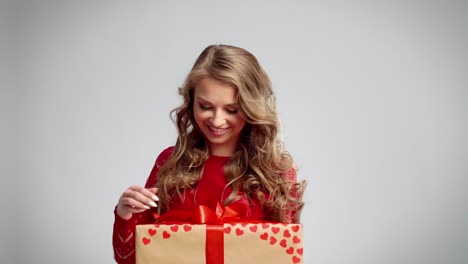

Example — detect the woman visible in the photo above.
[112,44,306,264]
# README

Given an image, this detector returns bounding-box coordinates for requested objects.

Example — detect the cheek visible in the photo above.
[231,116,246,128]
[194,109,209,124]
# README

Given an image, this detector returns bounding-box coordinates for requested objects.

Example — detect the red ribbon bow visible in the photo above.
[154,202,244,224]
[153,203,246,264]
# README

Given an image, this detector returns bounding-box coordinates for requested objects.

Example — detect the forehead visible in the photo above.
[194,78,238,104]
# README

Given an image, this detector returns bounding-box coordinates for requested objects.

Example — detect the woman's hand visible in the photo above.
[116,185,159,220]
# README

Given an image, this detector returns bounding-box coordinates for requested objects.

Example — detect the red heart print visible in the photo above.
[148,228,157,236]
[291,225,300,232]
[170,225,179,232]
[280,239,287,248]
[292,256,301,263]
[235,228,244,236]
[262,223,270,229]
[183,225,192,232]
[260,232,268,240]
[283,229,291,237]
[249,225,258,232]
[224,226,232,234]
[293,236,301,244]
[297,248,303,255]
[286,247,294,255]
[162,231,171,239]
[271,227,280,234]
[153,224,160,228]
[241,223,248,227]
[269,236,277,245]
[142,237,151,245]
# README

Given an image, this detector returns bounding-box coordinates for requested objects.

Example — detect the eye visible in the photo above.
[199,104,211,110]
[226,108,238,114]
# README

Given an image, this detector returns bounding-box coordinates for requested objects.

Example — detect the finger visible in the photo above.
[128,185,159,202]
[121,197,151,210]
[128,184,146,192]
[125,204,147,214]
[130,190,158,208]
[124,185,158,206]
[148,187,158,194]
[145,188,160,202]
[120,204,146,213]
[116,200,148,217]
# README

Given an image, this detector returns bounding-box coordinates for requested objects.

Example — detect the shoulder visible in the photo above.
[145,146,175,188]
[155,146,175,168]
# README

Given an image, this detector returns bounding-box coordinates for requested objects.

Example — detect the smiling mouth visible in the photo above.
[207,125,230,135]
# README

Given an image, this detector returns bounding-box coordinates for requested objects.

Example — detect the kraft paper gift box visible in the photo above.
[136,222,303,264]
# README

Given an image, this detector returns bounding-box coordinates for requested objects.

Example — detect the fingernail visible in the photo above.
[152,195,159,201]
[149,201,157,207]
[143,205,150,209]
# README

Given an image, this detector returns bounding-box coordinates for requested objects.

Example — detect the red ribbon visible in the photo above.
[154,202,243,224]
[205,225,224,264]
[154,203,245,264]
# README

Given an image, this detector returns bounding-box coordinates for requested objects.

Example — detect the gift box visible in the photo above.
[136,222,303,264]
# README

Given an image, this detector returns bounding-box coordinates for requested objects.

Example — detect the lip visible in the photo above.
[207,125,231,136]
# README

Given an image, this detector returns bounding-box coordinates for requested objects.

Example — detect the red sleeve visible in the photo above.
[284,166,300,224]
[112,146,174,264]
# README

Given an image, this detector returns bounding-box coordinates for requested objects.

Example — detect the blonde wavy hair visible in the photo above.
[156,44,305,223]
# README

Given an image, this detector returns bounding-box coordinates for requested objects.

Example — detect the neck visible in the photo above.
[209,144,236,157]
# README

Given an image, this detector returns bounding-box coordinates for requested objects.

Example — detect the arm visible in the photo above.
[112,147,174,264]
[283,166,305,224]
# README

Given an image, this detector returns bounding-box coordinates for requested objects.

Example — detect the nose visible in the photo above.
[210,110,226,127]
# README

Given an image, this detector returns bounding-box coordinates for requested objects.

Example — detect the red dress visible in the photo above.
[112,146,296,264]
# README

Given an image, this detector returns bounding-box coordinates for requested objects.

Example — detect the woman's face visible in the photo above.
[193,77,246,157]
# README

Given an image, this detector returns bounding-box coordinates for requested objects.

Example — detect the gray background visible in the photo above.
[2,0,467,263]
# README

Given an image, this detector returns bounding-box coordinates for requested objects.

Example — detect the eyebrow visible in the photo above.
[196,96,238,107]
